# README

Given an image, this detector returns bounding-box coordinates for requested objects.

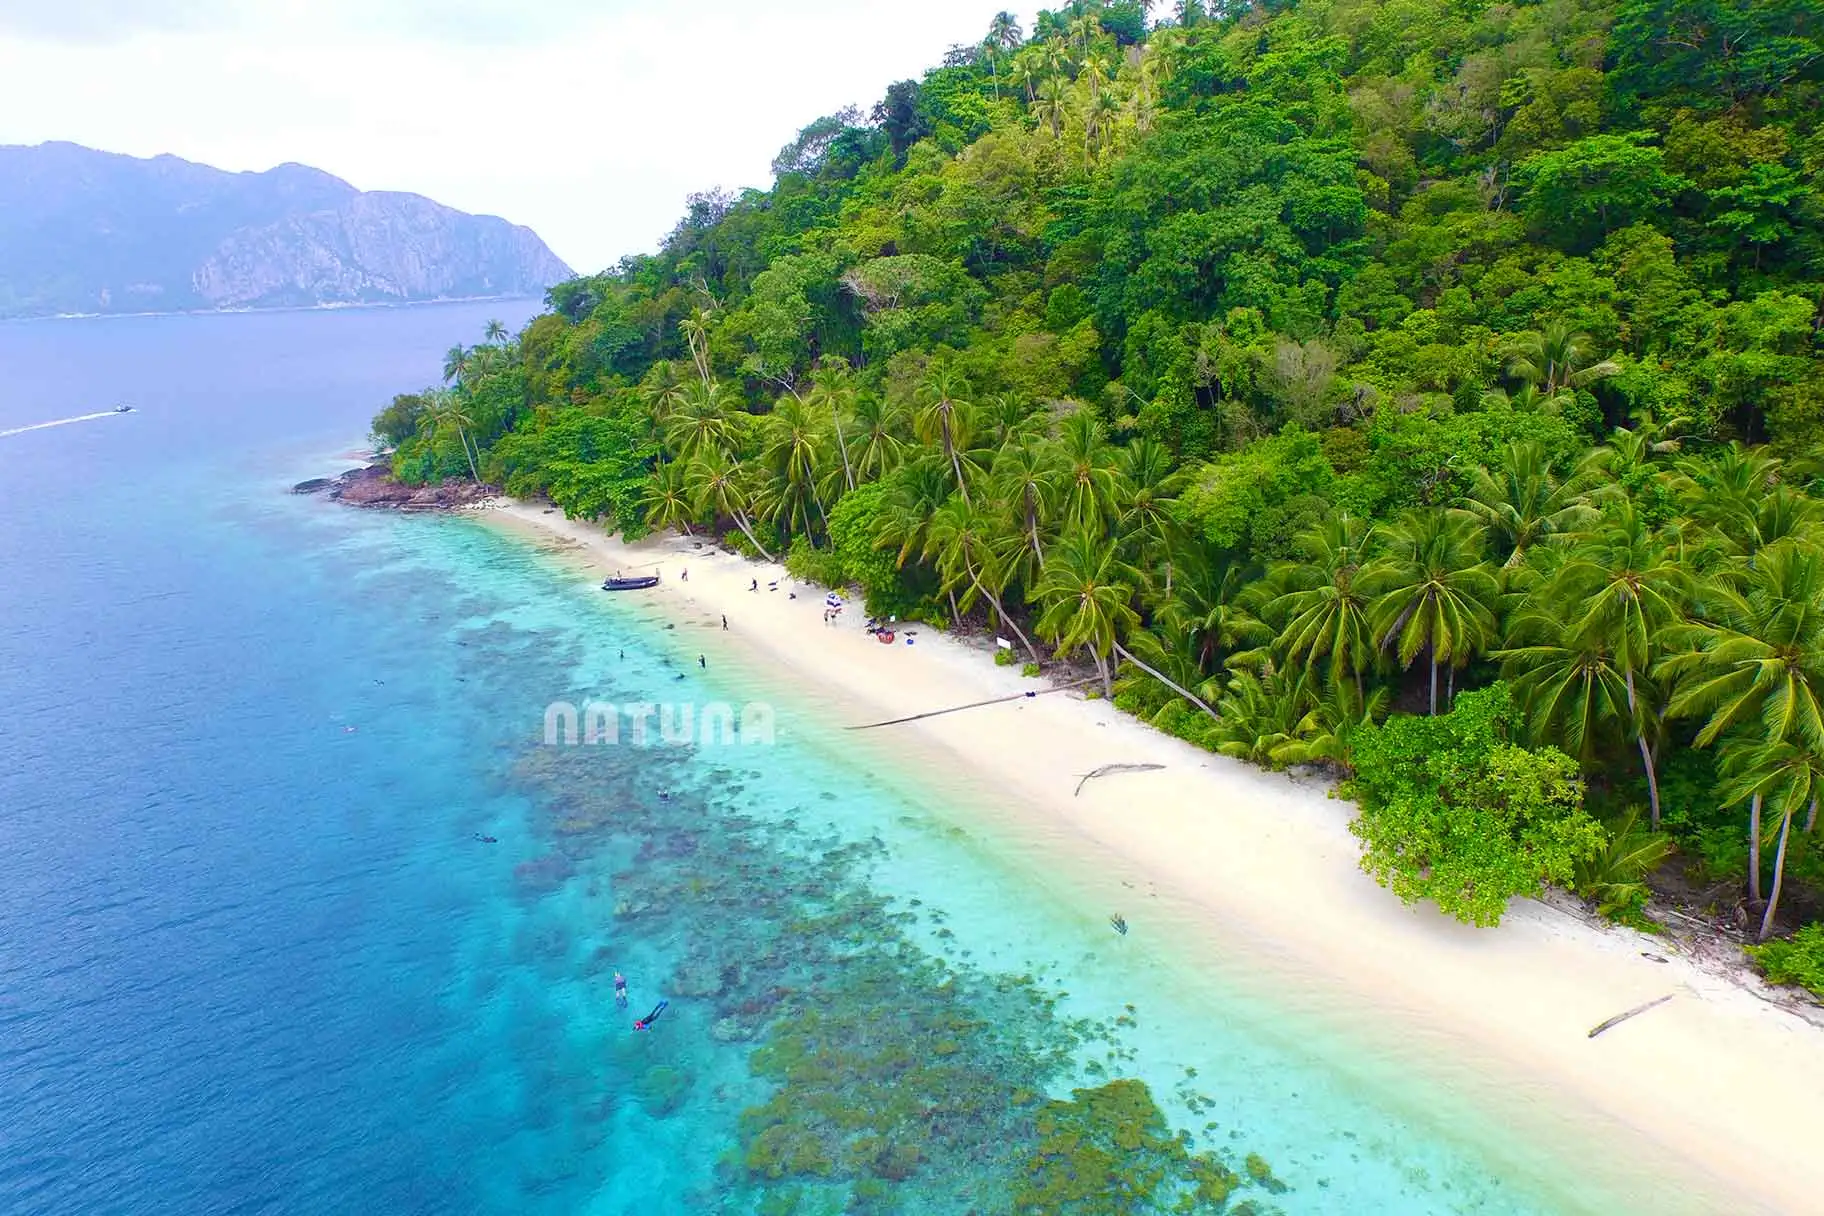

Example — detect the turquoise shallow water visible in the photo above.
[0,307,1578,1213]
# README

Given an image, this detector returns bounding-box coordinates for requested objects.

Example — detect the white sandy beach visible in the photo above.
[487,499,1824,1215]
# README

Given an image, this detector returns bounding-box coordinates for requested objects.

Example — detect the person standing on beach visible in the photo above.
[721,614,728,630]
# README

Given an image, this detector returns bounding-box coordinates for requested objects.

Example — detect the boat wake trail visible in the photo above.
[0,410,129,439]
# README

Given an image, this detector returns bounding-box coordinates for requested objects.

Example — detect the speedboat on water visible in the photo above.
[113,404,133,413]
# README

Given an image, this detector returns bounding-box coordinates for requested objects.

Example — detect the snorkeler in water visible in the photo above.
[633,1000,668,1031]
[613,972,628,1008]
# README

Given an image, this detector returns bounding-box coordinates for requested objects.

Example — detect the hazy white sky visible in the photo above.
[0,1,1037,273]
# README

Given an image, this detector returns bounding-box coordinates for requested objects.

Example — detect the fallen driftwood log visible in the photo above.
[1075,763,1167,797]
[1588,993,1675,1039]
[846,678,1097,730]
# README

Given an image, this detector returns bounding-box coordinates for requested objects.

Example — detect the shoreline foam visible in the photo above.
[484,500,1824,1215]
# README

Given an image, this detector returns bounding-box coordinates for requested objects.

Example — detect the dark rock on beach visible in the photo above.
[308,460,500,511]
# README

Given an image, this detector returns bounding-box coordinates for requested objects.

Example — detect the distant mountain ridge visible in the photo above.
[0,142,572,318]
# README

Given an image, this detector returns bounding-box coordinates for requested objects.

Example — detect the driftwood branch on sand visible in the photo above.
[846,678,1098,731]
[1075,763,1167,797]
[1588,993,1675,1039]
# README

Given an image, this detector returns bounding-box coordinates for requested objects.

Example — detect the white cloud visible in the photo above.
[0,1,1038,273]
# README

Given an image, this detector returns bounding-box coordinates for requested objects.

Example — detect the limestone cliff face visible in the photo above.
[190,190,573,309]
[0,142,573,317]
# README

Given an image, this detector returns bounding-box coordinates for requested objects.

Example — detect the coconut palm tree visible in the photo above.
[1033,529,1139,698]
[1265,514,1379,696]
[914,363,977,504]
[1273,678,1388,775]
[1211,665,1314,767]
[1498,611,1651,771]
[1662,540,1824,837]
[1718,738,1824,940]
[483,319,508,344]
[442,344,470,387]
[848,393,913,483]
[806,363,856,492]
[1543,504,1692,826]
[1361,510,1499,714]
[1161,548,1269,676]
[1504,323,1620,395]
[423,391,482,483]
[687,450,774,560]
[1113,438,1186,595]
[923,496,1043,665]
[989,437,1061,592]
[1035,75,1069,139]
[983,11,1024,97]
[639,460,698,535]
[756,396,828,541]
[1055,409,1120,535]
[1458,441,1595,569]
[876,459,957,569]
[663,381,738,464]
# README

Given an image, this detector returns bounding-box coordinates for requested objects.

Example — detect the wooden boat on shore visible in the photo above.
[601,575,660,591]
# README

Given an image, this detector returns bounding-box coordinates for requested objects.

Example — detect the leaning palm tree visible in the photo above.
[1034,530,1219,716]
[923,496,1043,665]
[483,318,508,344]
[687,450,774,560]
[1360,509,1499,714]
[876,458,957,569]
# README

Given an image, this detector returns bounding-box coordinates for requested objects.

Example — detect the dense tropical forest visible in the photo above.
[374,0,1824,988]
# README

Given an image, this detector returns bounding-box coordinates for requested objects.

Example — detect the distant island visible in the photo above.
[0,141,573,319]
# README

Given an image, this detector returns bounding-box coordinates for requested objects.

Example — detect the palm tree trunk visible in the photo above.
[1637,733,1662,831]
[943,420,970,506]
[1094,648,1113,698]
[948,589,962,629]
[969,564,1043,669]
[1808,796,1818,834]
[1760,802,1795,942]
[733,512,775,562]
[1114,641,1220,724]
[1428,645,1439,716]
[832,409,855,492]
[458,425,482,484]
[1749,793,1765,903]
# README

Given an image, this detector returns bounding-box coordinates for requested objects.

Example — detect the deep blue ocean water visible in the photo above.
[0,305,1610,1215]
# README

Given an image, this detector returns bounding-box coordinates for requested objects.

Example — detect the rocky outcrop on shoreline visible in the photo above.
[294,462,500,511]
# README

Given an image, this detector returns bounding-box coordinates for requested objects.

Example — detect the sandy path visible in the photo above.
[487,501,1824,1215]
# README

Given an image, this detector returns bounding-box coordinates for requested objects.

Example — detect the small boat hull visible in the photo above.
[601,576,660,591]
